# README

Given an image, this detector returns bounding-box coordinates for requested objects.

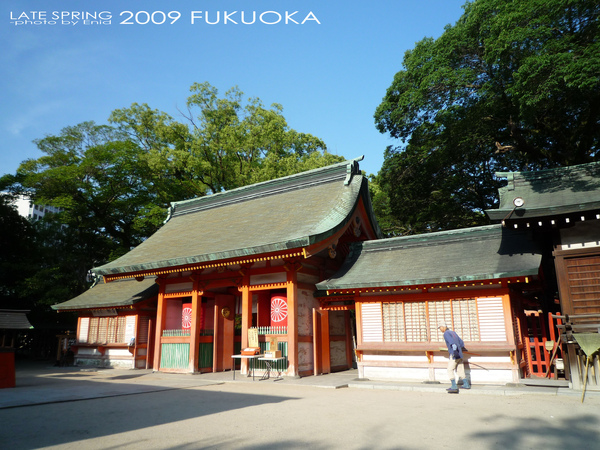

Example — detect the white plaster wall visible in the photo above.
[363,366,430,381]
[297,288,318,336]
[330,341,346,366]
[329,311,345,335]
[362,354,430,362]
[75,347,134,368]
[362,365,516,384]
[105,349,131,357]
[77,347,101,356]
[297,288,319,372]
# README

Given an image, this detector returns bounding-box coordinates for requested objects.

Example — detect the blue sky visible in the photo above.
[1,1,467,178]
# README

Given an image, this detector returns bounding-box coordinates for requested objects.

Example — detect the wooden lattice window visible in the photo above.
[88,317,99,343]
[428,300,452,342]
[405,302,428,342]
[107,317,117,343]
[97,317,108,343]
[83,316,131,344]
[452,299,479,342]
[377,298,484,343]
[383,302,405,342]
[117,316,127,343]
[138,316,149,344]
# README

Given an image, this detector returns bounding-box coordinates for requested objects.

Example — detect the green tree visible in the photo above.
[4,122,167,259]
[0,194,37,309]
[0,195,76,332]
[110,82,334,194]
[374,0,600,234]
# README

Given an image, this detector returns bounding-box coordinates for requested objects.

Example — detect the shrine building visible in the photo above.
[316,225,543,383]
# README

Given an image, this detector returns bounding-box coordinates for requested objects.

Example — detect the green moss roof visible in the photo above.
[486,162,600,221]
[52,277,158,311]
[93,157,381,276]
[316,225,541,290]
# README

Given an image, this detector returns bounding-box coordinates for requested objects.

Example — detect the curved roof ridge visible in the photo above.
[361,224,502,251]
[92,156,378,276]
[170,156,364,218]
[317,225,541,291]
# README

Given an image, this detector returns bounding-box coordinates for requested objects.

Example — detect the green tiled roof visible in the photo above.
[52,277,158,311]
[316,225,541,290]
[93,157,381,276]
[486,162,600,221]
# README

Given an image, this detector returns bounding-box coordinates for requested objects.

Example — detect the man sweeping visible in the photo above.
[439,321,470,393]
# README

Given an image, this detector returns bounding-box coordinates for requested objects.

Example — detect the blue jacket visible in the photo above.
[443,329,465,359]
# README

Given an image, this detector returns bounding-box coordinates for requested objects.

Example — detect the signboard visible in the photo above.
[248,327,259,348]
[269,336,278,352]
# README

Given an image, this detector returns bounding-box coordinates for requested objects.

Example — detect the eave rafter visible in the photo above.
[323,275,538,298]
[502,211,600,229]
[102,249,306,283]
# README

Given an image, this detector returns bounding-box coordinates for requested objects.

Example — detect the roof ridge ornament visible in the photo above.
[163,205,173,223]
[344,156,363,186]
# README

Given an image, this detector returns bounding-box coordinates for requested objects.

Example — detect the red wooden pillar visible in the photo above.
[146,317,154,369]
[213,301,220,373]
[320,309,330,374]
[153,279,166,371]
[313,309,322,376]
[286,270,298,377]
[240,281,251,375]
[189,277,202,373]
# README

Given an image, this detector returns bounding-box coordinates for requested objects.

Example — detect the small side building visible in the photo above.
[52,277,158,369]
[316,225,543,384]
[0,310,33,388]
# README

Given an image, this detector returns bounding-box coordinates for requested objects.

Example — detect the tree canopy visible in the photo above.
[109,82,334,194]
[374,0,600,234]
